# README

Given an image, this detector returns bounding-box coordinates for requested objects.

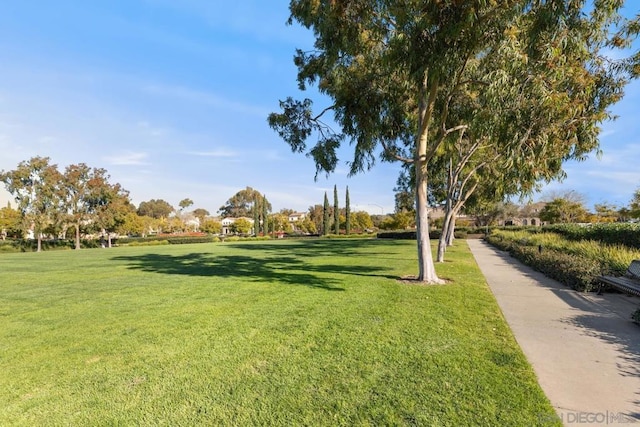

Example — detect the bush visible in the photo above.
[377,231,416,240]
[545,223,640,250]
[166,236,216,245]
[377,230,469,240]
[486,232,608,292]
[126,240,169,247]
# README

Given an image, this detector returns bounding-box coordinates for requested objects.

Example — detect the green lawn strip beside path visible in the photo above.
[0,239,559,426]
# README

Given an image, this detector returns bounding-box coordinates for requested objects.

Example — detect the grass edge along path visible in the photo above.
[0,239,559,426]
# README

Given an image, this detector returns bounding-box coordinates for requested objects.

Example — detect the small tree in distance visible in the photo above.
[333,185,339,234]
[345,186,351,235]
[323,192,330,236]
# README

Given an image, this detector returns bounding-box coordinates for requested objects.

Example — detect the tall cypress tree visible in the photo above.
[253,196,260,235]
[333,184,339,234]
[323,192,330,236]
[345,186,351,235]
[262,194,268,235]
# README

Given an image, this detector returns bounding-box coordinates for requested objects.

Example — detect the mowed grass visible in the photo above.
[0,239,558,426]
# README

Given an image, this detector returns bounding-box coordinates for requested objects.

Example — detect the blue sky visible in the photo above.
[0,1,638,216]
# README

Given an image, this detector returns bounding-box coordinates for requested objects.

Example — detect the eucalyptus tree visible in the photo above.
[178,198,194,212]
[0,157,63,252]
[219,187,271,218]
[270,1,638,281]
[137,199,174,219]
[62,163,113,249]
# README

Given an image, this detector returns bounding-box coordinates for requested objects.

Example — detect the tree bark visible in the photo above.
[415,166,440,282]
[437,200,456,262]
[75,223,81,250]
[415,76,443,283]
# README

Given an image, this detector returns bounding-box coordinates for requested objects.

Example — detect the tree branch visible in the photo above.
[381,140,414,163]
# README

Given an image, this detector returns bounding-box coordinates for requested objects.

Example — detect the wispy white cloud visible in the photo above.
[103,151,149,166]
[187,149,237,158]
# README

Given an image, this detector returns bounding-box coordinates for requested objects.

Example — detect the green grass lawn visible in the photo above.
[0,238,559,426]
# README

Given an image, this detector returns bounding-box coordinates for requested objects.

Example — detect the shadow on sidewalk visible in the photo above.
[474,240,640,417]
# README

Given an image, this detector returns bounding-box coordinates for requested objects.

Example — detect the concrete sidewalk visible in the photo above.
[467,239,640,426]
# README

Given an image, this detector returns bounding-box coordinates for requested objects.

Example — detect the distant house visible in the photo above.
[221,217,255,235]
[182,213,200,232]
[500,202,547,227]
[288,212,307,231]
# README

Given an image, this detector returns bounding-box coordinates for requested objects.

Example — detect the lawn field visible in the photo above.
[0,238,559,426]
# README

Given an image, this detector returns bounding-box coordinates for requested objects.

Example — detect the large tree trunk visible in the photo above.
[416,176,440,282]
[75,223,81,250]
[414,77,443,283]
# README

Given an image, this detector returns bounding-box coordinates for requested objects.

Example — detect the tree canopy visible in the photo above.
[269,0,639,282]
[218,187,271,218]
[137,199,174,219]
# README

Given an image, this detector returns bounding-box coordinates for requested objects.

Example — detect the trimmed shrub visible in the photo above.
[166,236,216,245]
[545,223,640,250]
[126,240,169,247]
[486,232,617,292]
[377,230,469,240]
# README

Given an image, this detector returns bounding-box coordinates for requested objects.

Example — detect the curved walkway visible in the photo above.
[467,239,640,426]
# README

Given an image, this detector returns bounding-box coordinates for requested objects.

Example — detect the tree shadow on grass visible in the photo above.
[111,251,395,291]
[226,238,411,261]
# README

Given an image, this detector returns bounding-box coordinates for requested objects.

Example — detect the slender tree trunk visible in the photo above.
[437,203,455,262]
[75,223,81,250]
[446,216,456,246]
[37,233,42,252]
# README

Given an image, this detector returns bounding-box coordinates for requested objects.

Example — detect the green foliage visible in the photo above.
[230,218,253,235]
[629,188,640,219]
[486,228,640,291]
[333,185,339,235]
[200,219,222,235]
[126,239,170,247]
[322,192,330,236]
[378,212,415,230]
[219,187,271,219]
[0,204,22,238]
[166,236,216,245]
[488,234,601,292]
[544,223,640,250]
[345,186,351,235]
[137,199,174,219]
[539,199,589,224]
[178,198,193,210]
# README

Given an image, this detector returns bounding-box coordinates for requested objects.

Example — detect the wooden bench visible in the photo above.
[597,260,640,297]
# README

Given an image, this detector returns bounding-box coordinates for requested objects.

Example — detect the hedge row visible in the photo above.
[377,227,488,240]
[486,234,603,292]
[0,239,104,252]
[544,223,640,250]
